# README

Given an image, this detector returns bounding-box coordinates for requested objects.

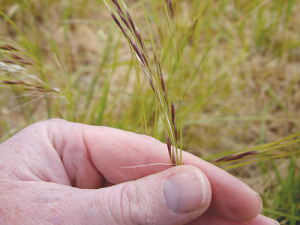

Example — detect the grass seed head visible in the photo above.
[166,135,171,157]
[19,60,32,65]
[110,12,126,36]
[11,54,22,60]
[214,151,258,163]
[0,59,14,64]
[117,10,131,30]
[174,122,178,141]
[171,103,175,124]
[0,44,18,51]
[2,80,24,85]
[166,0,174,19]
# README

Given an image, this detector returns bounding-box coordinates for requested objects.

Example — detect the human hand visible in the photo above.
[0,119,279,225]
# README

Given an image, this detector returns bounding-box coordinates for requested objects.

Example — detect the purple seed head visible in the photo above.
[141,53,148,67]
[112,0,122,12]
[214,155,232,163]
[166,0,174,19]
[11,54,22,60]
[224,151,258,162]
[117,10,131,30]
[111,12,125,33]
[0,59,14,64]
[158,65,166,94]
[171,103,175,124]
[132,43,144,64]
[2,80,24,85]
[149,78,155,92]
[214,151,258,163]
[19,60,32,65]
[166,136,171,157]
[126,11,135,31]
[174,122,178,141]
[0,44,18,51]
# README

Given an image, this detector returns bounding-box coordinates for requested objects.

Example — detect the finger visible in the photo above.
[80,166,212,225]
[186,214,279,225]
[1,166,212,225]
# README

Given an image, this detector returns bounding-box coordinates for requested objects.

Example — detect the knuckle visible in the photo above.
[43,118,68,126]
[19,119,67,135]
[32,118,67,128]
[111,182,155,225]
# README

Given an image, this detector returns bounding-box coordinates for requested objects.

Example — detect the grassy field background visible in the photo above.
[1,0,300,224]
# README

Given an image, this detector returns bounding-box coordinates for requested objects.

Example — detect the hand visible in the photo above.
[0,119,279,225]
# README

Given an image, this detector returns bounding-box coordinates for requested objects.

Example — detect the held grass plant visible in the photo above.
[1,0,300,223]
[103,0,182,165]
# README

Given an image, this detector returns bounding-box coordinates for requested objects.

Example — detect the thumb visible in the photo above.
[81,165,212,225]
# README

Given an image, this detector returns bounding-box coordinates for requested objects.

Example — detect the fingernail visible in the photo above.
[254,191,263,213]
[260,215,280,225]
[269,218,280,225]
[163,170,206,214]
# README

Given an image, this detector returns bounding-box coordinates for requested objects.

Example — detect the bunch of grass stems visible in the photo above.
[102,0,300,168]
[103,0,182,165]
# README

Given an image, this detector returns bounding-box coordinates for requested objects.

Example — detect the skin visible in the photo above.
[0,119,278,225]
